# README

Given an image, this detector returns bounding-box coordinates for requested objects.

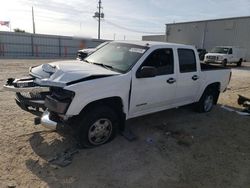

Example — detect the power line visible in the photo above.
[104,20,164,34]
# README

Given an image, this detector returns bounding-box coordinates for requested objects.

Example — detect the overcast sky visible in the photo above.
[0,0,250,40]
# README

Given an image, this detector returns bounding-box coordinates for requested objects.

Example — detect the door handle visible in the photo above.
[192,75,199,81]
[167,78,176,84]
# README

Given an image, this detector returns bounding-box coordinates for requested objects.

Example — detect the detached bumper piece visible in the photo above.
[36,111,66,130]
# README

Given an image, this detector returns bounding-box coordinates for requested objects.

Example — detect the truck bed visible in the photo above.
[200,63,229,71]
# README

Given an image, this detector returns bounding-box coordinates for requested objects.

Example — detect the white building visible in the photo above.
[142,16,250,60]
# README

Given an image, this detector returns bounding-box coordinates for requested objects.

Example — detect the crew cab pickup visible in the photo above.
[204,46,246,67]
[4,41,232,148]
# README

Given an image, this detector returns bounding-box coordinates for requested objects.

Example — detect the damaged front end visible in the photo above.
[4,60,119,130]
[3,65,75,130]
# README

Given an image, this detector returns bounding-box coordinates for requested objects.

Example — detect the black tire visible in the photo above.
[222,59,227,67]
[74,106,119,148]
[237,59,242,67]
[195,87,218,113]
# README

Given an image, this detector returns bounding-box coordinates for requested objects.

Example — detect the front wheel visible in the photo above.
[75,106,119,148]
[237,59,242,67]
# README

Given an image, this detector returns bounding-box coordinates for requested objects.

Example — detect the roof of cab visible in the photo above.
[111,40,193,48]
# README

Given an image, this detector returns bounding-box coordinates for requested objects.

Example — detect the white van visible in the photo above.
[204,46,246,66]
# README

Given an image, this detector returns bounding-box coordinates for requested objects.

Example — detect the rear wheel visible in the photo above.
[237,59,242,67]
[74,106,119,148]
[195,87,219,113]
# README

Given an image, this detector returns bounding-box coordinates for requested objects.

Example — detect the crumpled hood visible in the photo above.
[30,60,119,87]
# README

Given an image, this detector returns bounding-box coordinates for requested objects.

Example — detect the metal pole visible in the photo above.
[202,21,207,49]
[31,35,34,56]
[98,0,101,39]
[59,37,61,57]
[165,24,168,42]
[32,6,36,34]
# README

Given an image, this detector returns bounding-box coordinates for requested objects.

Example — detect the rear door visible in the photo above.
[175,48,201,105]
[129,48,177,117]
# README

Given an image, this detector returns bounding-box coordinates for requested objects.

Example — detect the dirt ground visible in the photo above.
[0,59,250,188]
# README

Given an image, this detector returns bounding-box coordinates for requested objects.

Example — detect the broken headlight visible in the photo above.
[50,87,75,101]
[45,87,75,114]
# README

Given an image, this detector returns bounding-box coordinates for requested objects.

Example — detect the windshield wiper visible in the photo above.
[92,62,114,70]
[83,59,91,64]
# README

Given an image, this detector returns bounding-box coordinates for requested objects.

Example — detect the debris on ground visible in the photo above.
[48,147,79,167]
[238,95,250,113]
[220,95,250,116]
[221,105,250,116]
[7,183,16,188]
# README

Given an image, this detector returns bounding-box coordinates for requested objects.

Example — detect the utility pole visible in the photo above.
[98,0,101,39]
[32,6,36,34]
[93,0,104,40]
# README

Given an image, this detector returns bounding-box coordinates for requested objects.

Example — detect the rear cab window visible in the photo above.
[178,49,197,73]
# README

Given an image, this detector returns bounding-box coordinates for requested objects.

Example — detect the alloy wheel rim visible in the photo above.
[204,95,213,112]
[88,118,112,145]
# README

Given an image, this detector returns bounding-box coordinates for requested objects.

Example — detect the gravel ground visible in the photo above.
[0,59,250,188]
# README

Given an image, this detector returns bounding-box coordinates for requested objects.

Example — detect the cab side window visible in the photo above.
[228,48,233,54]
[141,49,174,75]
[178,49,197,73]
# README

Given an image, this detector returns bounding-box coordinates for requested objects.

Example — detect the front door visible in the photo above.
[129,48,177,117]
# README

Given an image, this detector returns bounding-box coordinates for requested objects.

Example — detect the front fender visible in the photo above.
[64,73,131,116]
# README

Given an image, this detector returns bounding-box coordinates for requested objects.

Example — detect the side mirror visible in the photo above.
[137,66,157,78]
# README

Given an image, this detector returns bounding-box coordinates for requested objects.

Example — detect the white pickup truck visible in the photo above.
[204,46,246,67]
[4,41,232,148]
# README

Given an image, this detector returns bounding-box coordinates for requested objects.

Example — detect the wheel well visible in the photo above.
[81,97,126,131]
[204,82,221,104]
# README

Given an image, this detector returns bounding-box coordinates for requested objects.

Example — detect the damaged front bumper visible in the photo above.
[4,77,50,115]
[4,77,74,129]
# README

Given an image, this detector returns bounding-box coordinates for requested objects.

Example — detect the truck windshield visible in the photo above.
[84,42,148,73]
[211,47,229,54]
